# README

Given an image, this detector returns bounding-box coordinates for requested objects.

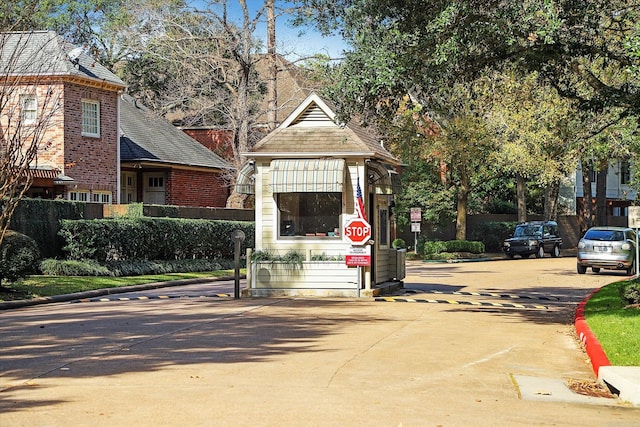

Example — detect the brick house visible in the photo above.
[2,31,233,208]
[119,94,233,207]
[1,31,126,202]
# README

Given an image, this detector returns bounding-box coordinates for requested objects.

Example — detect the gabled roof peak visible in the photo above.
[278,92,339,129]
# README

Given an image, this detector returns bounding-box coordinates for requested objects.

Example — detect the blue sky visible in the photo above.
[189,1,349,60]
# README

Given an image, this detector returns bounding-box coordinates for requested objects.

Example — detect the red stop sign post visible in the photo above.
[344,218,372,245]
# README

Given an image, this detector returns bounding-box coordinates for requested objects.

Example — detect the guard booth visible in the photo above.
[236,93,405,297]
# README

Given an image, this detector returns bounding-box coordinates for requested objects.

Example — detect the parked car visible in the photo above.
[502,221,563,259]
[576,226,636,275]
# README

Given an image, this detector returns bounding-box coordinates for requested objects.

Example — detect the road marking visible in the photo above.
[462,346,516,368]
[71,294,231,303]
[402,289,561,301]
[374,297,548,310]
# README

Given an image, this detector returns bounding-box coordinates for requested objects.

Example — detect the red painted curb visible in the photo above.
[574,287,611,376]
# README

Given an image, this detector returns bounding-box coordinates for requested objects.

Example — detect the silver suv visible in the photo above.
[577,226,636,275]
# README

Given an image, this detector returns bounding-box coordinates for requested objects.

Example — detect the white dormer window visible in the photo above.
[82,99,100,137]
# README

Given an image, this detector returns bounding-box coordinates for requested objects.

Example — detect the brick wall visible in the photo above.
[4,82,66,168]
[166,168,230,207]
[62,83,119,196]
[182,128,234,160]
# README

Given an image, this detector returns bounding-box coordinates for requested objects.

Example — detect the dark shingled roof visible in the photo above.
[120,94,233,170]
[0,31,125,88]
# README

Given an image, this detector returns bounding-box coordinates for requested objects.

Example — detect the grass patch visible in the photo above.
[584,279,640,366]
[0,270,241,301]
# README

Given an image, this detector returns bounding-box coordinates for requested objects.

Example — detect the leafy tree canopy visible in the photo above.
[297,0,640,120]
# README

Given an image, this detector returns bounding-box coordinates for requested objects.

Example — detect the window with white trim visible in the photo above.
[82,99,100,137]
[91,191,112,204]
[69,190,89,202]
[21,95,37,124]
[277,192,342,238]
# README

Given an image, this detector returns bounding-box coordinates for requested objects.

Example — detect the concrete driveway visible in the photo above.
[1,257,638,426]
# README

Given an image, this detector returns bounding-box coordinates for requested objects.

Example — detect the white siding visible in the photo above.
[575,161,637,201]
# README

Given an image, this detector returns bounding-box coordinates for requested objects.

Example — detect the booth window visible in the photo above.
[271,158,345,239]
[278,192,341,238]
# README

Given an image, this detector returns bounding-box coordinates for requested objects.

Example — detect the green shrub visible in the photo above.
[40,259,112,276]
[250,250,304,268]
[420,239,485,259]
[7,198,96,258]
[392,238,406,249]
[104,259,231,276]
[38,258,233,277]
[423,240,447,255]
[59,218,254,262]
[310,253,344,261]
[0,230,41,284]
[444,240,485,254]
[469,221,516,252]
[621,282,640,306]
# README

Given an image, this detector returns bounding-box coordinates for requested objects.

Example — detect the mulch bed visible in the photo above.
[566,379,617,398]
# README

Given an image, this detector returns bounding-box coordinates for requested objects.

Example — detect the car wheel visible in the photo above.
[577,264,587,274]
[551,245,560,258]
[506,254,514,259]
[626,260,636,276]
[592,267,601,273]
[536,246,544,258]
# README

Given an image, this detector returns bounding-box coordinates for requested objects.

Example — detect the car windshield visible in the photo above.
[584,230,624,241]
[513,226,541,237]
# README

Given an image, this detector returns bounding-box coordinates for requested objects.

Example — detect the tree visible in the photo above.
[487,69,582,221]
[383,78,497,240]
[299,1,640,114]
[0,32,62,246]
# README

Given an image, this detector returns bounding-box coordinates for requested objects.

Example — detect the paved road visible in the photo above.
[1,257,639,426]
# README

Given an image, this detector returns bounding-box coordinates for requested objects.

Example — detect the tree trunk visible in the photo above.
[580,162,594,234]
[544,181,560,221]
[225,0,254,209]
[516,174,527,223]
[266,0,277,130]
[456,171,469,240]
[596,163,608,226]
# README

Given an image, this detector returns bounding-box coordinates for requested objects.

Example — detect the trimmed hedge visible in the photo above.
[59,218,254,262]
[39,258,234,277]
[1,230,41,284]
[469,221,517,252]
[7,198,101,258]
[422,239,485,255]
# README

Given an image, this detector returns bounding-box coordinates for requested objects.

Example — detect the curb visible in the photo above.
[0,275,242,311]
[574,287,611,376]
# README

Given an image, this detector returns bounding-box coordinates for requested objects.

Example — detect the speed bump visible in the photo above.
[72,294,231,303]
[374,297,548,310]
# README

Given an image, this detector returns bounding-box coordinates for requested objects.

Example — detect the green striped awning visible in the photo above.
[271,159,345,193]
[235,162,255,194]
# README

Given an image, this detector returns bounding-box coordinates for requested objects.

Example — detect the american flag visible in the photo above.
[356,177,367,221]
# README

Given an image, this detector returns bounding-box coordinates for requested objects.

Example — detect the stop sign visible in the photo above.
[344,218,371,245]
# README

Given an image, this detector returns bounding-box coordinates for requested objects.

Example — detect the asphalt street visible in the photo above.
[1,256,639,426]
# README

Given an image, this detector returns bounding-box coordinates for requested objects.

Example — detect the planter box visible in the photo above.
[252,261,357,289]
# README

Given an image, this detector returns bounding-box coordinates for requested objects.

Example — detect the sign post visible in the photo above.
[231,229,246,299]
[344,217,372,297]
[410,207,421,254]
[628,206,640,276]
